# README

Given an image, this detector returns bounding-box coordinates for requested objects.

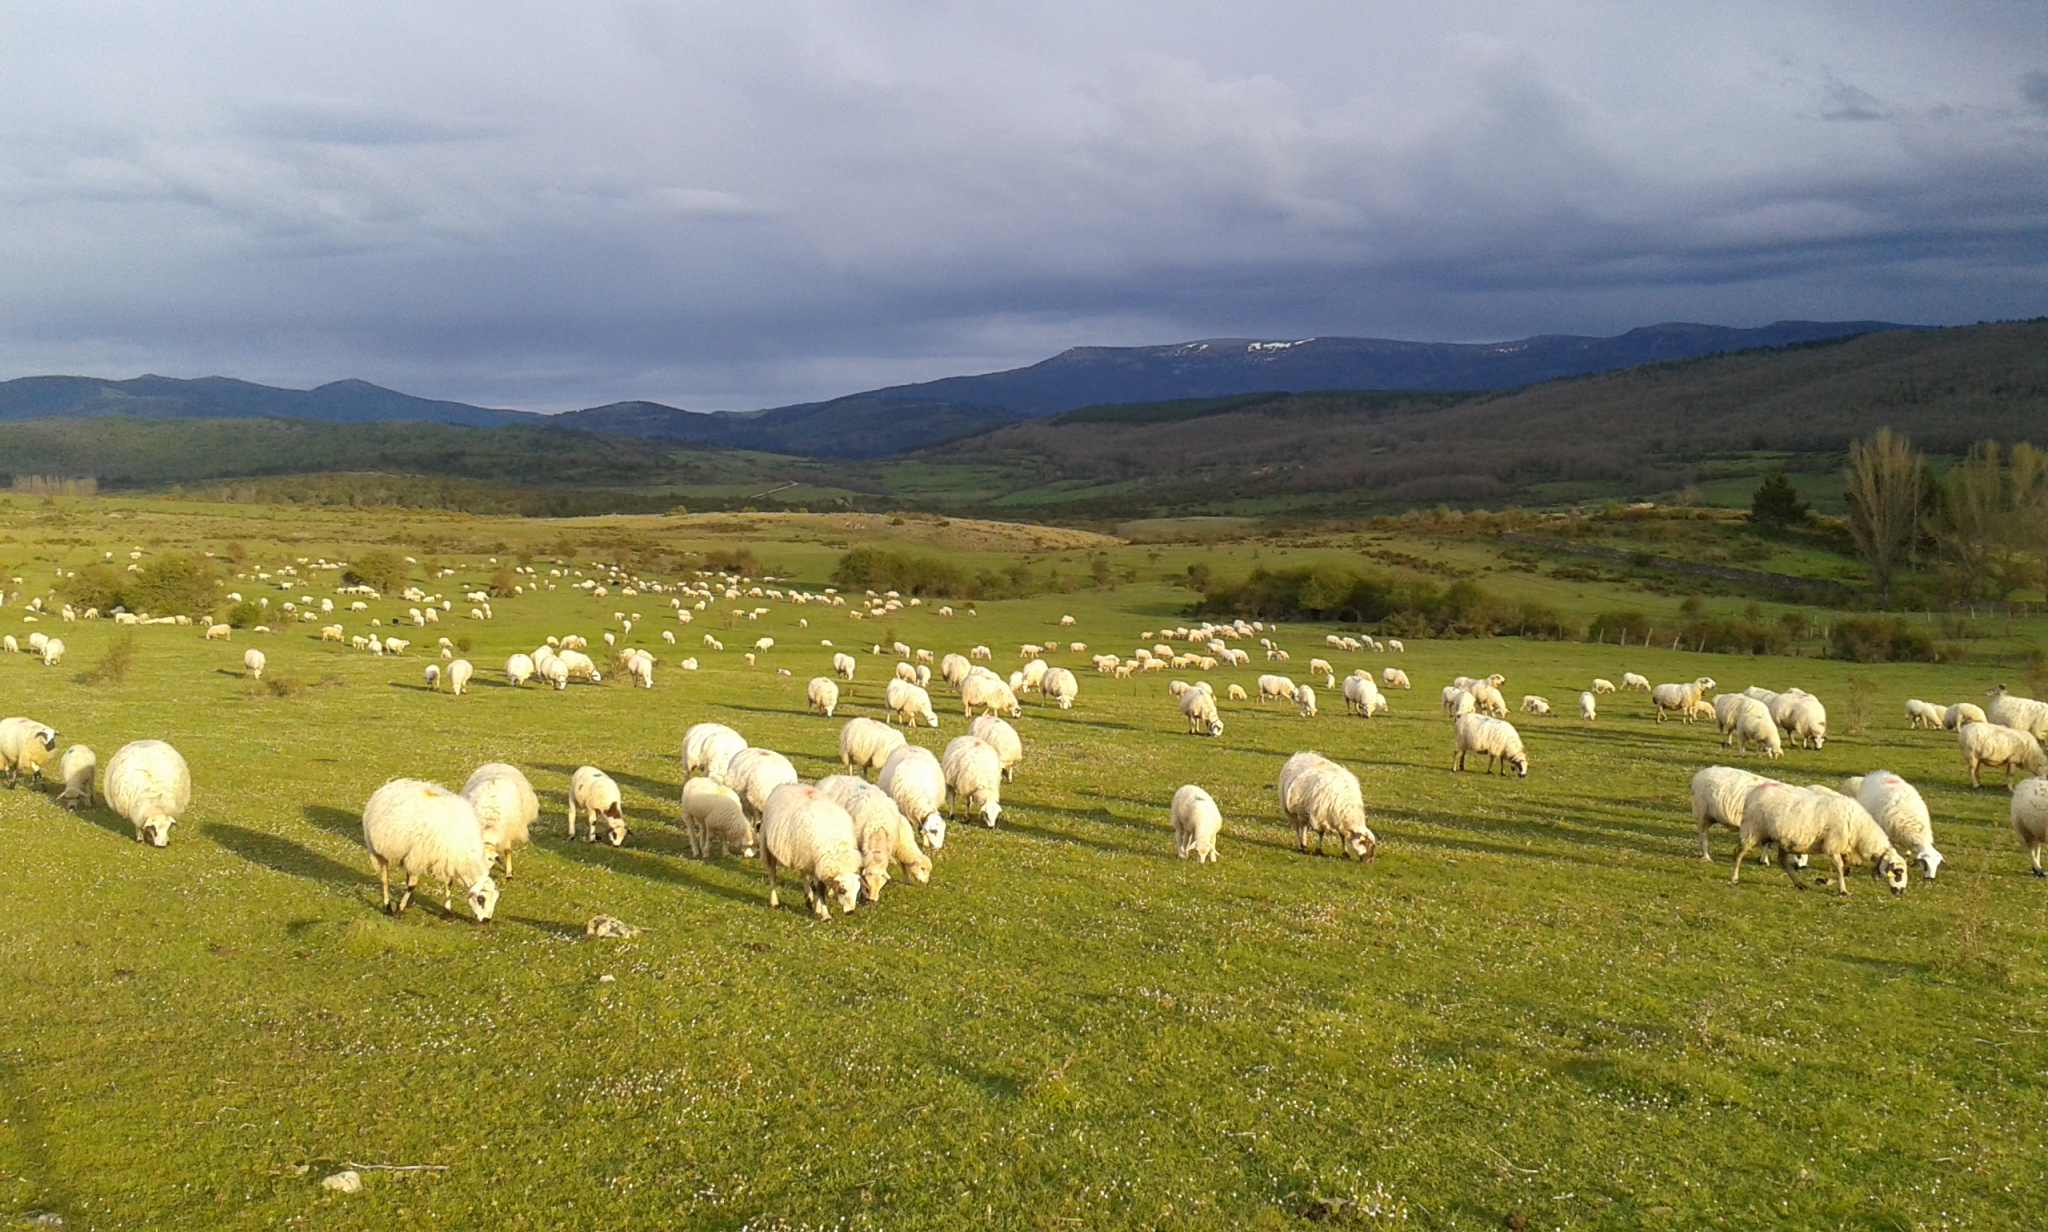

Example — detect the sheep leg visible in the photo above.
[764,853,780,908]
[2028,843,2044,877]
[375,860,393,912]
[567,799,578,838]
[396,874,417,915]
[1729,839,1753,884]
[1832,854,1850,896]
[1695,818,1715,861]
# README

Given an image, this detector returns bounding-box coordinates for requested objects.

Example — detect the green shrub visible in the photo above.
[223,599,263,629]
[64,554,221,617]
[832,548,974,598]
[342,549,409,594]
[1828,615,1946,663]
[75,636,137,686]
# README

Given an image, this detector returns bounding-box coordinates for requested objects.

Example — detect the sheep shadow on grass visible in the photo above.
[207,822,366,888]
[545,835,758,907]
[302,804,362,839]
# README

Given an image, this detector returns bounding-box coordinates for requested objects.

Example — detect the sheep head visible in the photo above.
[1505,751,1530,778]
[1344,827,1378,863]
[920,813,947,851]
[138,814,175,847]
[467,876,500,923]
[859,864,891,903]
[596,806,627,847]
[1872,851,1909,895]
[823,870,861,918]
[979,800,1001,828]
[1916,847,1944,881]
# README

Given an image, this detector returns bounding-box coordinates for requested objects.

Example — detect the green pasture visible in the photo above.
[2,498,2046,1230]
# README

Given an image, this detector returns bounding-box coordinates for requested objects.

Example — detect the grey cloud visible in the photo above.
[2023,69,2048,112]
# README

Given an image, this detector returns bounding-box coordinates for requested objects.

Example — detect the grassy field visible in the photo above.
[3,496,2047,1230]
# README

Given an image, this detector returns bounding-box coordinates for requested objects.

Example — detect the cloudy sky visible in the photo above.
[2,2,2044,411]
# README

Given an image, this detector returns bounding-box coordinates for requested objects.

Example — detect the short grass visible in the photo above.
[2,497,2046,1230]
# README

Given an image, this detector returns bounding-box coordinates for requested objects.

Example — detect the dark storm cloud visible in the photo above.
[1,2,2044,410]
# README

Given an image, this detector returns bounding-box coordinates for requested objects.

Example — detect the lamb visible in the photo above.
[683,722,749,783]
[1387,639,1404,653]
[759,784,863,919]
[1256,674,1296,703]
[958,673,1020,719]
[1904,699,1945,730]
[1620,672,1650,692]
[1452,713,1529,777]
[1986,685,2048,741]
[0,717,60,788]
[1382,667,1410,690]
[816,774,931,899]
[1714,694,1783,759]
[1944,702,1987,730]
[103,740,192,848]
[243,648,266,679]
[1591,678,1616,695]
[832,652,857,680]
[1730,781,1909,896]
[1276,752,1376,860]
[424,663,442,691]
[941,736,1004,827]
[55,744,96,809]
[886,678,942,727]
[807,676,841,717]
[682,776,755,859]
[204,623,231,641]
[1308,657,1334,678]
[566,766,627,845]
[1958,720,2048,788]
[1690,765,1779,860]
[461,762,538,878]
[359,778,499,921]
[1579,691,1597,721]
[2011,777,2048,876]
[447,658,474,696]
[877,744,949,849]
[1520,695,1551,716]
[725,747,799,823]
[1842,771,1942,880]
[894,660,918,684]
[1650,677,1717,723]
[1225,683,1247,701]
[1040,666,1078,710]
[504,653,535,686]
[1292,684,1318,718]
[1,636,13,653]
[969,715,1023,780]
[838,717,905,777]
[1170,784,1222,863]
[1180,686,1224,737]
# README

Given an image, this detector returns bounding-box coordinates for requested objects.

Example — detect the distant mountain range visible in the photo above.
[0,319,1916,458]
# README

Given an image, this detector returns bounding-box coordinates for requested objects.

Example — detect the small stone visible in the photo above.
[599,973,616,983]
[321,1170,363,1193]
[585,914,642,939]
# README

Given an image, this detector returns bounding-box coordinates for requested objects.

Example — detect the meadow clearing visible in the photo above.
[2,497,2046,1231]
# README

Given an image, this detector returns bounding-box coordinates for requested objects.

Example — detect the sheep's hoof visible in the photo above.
[2032,868,2046,879]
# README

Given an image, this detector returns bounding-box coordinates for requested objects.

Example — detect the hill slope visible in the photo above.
[0,374,538,428]
[553,395,1020,458]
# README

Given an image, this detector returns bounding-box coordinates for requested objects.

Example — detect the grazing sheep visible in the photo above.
[1256,674,1296,703]
[1292,684,1318,718]
[504,653,535,687]
[725,747,799,823]
[1579,691,1597,721]
[885,678,942,728]
[55,744,96,809]
[760,784,863,919]
[877,744,949,850]
[816,774,931,899]
[1382,667,1411,690]
[682,776,755,859]
[969,715,1023,780]
[1468,684,1509,718]
[1621,672,1650,692]
[958,673,1020,719]
[1959,720,2048,788]
[1691,766,1779,860]
[0,717,60,789]
[1944,702,1987,730]
[1180,686,1224,737]
[682,722,749,784]
[447,658,473,696]
[1171,784,1222,863]
[1040,666,1079,710]
[832,652,857,680]
[807,676,841,718]
[360,778,499,921]
[838,717,905,777]
[1713,694,1783,759]
[423,663,442,691]
[2011,777,2048,876]
[1277,752,1376,860]
[622,651,653,689]
[1452,714,1529,777]
[941,736,1004,827]
[1776,694,1828,749]
[1445,689,1477,719]
[1843,771,1942,880]
[1904,699,1945,730]
[204,623,231,641]
[103,740,192,849]
[1591,678,1616,695]
[894,660,918,684]
[1730,781,1909,896]
[461,762,538,878]
[1224,683,1247,701]
[567,766,627,845]
[40,638,64,668]
[1987,685,2048,741]
[243,648,266,679]
[1520,695,1551,716]
[1651,677,1718,723]
[1308,657,1334,678]
[537,655,570,690]
[1342,675,1382,717]
[1,636,14,653]
[939,653,970,687]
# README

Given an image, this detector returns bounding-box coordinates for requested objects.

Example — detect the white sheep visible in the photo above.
[1775,694,1828,749]
[361,777,499,921]
[538,655,570,690]
[0,717,61,789]
[1293,684,1318,718]
[1944,702,1987,730]
[1650,677,1717,723]
[1843,771,1941,880]
[1621,672,1650,692]
[1520,695,1551,716]
[447,658,473,696]
[1277,752,1376,860]
[40,638,64,667]
[760,784,863,919]
[816,774,931,899]
[1171,784,1222,863]
[838,717,905,777]
[1591,678,1616,695]
[1579,691,1597,721]
[498,653,533,688]
[623,651,653,689]
[958,673,1019,719]
[807,676,841,717]
[1225,683,1248,701]
[243,648,266,679]
[1180,686,1224,737]
[894,660,918,684]
[832,652,857,680]
[885,678,941,728]
[1256,674,1295,703]
[683,722,749,783]
[1730,781,1909,896]
[1452,713,1529,777]
[1341,675,1381,717]
[877,744,948,850]
[567,765,627,845]
[682,776,755,859]
[423,663,442,691]
[969,715,1023,781]
[1468,684,1508,717]
[1904,699,1945,730]
[204,623,231,641]
[1040,666,1078,710]
[1382,667,1410,690]
[1690,765,1779,860]
[2011,777,2048,877]
[941,735,1004,827]
[103,739,192,848]
[55,744,96,809]
[1959,720,2048,788]
[461,762,538,878]
[1713,694,1782,759]
[725,747,799,822]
